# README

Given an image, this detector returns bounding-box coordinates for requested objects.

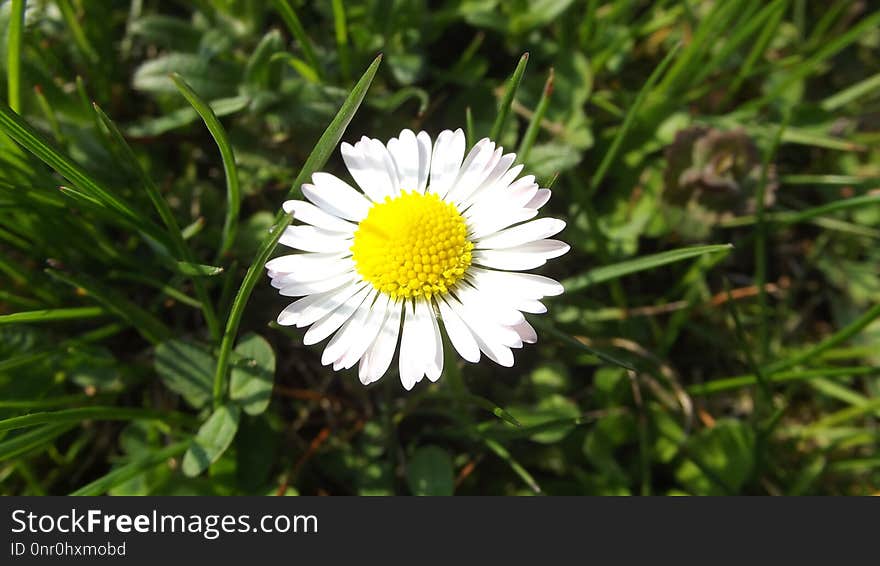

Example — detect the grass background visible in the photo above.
[1,0,879,495]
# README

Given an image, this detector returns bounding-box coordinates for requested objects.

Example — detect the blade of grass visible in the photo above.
[755,111,789,361]
[531,318,635,371]
[0,407,193,433]
[0,394,105,410]
[588,42,681,197]
[489,52,528,140]
[0,423,75,462]
[331,0,351,82]
[211,55,382,409]
[70,441,188,496]
[765,303,880,375]
[517,67,553,162]
[0,105,171,250]
[6,0,26,114]
[46,268,170,344]
[563,244,733,293]
[170,74,241,261]
[483,437,541,494]
[56,0,99,64]
[822,71,880,111]
[272,0,322,81]
[743,9,880,111]
[0,306,106,326]
[91,103,221,341]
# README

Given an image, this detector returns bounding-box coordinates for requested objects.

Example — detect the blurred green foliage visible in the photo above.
[1,0,880,495]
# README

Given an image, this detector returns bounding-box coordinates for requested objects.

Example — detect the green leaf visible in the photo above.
[676,420,755,495]
[154,339,215,409]
[182,404,241,477]
[563,244,733,293]
[406,445,455,496]
[230,333,275,416]
[132,53,240,98]
[508,394,580,444]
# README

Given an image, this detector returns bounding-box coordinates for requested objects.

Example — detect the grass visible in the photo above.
[0,0,878,496]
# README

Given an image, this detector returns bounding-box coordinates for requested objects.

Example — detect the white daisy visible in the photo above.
[266,128,569,390]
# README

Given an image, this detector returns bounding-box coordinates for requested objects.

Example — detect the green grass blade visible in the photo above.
[0,407,192,433]
[754,111,789,361]
[821,71,880,111]
[688,366,880,396]
[588,42,680,197]
[170,74,242,260]
[0,306,106,326]
[331,0,351,82]
[6,0,26,114]
[91,103,221,341]
[489,52,528,140]
[46,268,171,344]
[56,0,99,64]
[272,0,322,81]
[517,67,553,162]
[70,441,188,496]
[211,55,382,409]
[563,244,733,293]
[0,105,170,249]
[0,424,75,463]
[765,303,880,375]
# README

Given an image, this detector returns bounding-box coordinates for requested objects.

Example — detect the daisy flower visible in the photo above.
[266,129,569,389]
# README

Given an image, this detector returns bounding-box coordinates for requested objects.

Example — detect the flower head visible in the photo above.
[266,129,568,389]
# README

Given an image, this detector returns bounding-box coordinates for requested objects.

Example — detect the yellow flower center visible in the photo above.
[351,191,473,300]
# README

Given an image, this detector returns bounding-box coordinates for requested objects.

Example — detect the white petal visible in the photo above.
[438,298,480,363]
[303,286,371,346]
[364,138,401,198]
[306,173,371,221]
[468,207,539,240]
[473,240,570,270]
[456,284,524,327]
[425,301,443,381]
[279,225,352,253]
[445,139,496,203]
[321,295,374,366]
[359,300,403,385]
[525,188,551,209]
[387,129,420,192]
[476,218,566,250]
[512,320,537,344]
[265,251,349,274]
[283,200,357,233]
[446,296,516,367]
[268,257,353,285]
[416,131,432,192]
[339,294,391,370]
[341,142,388,202]
[470,268,564,298]
[275,281,355,326]
[296,281,365,327]
[515,299,547,314]
[398,301,426,390]
[460,151,516,208]
[428,129,465,198]
[278,272,356,297]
